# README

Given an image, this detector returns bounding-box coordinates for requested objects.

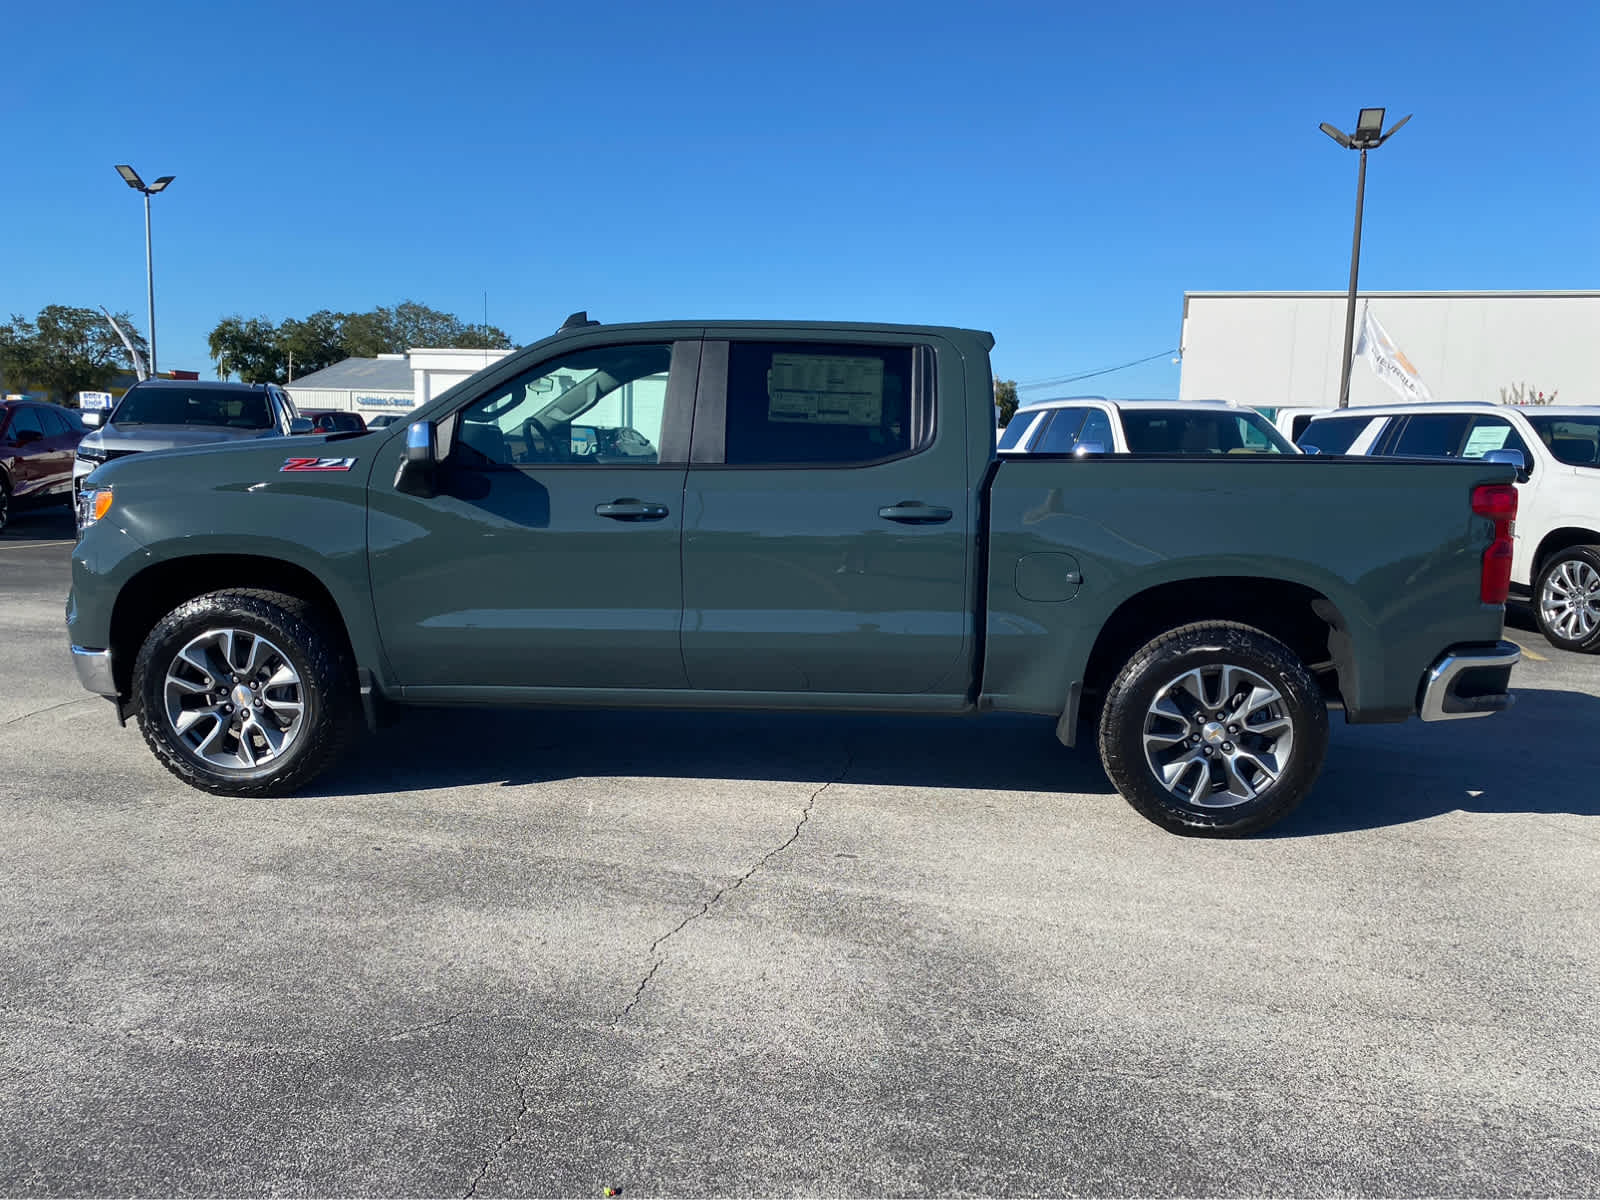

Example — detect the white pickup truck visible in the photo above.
[1299,403,1600,652]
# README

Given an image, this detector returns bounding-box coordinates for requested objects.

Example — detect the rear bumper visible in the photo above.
[1418,641,1520,722]
[71,645,117,698]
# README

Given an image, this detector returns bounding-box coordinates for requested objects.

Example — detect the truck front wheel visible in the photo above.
[1097,621,1328,837]
[132,589,357,796]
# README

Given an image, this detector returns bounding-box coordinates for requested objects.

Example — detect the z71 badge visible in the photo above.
[280,457,358,472]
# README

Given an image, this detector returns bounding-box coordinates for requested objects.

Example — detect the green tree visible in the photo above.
[208,316,281,383]
[451,322,513,351]
[207,302,516,383]
[994,378,1019,427]
[279,310,346,379]
[0,305,147,404]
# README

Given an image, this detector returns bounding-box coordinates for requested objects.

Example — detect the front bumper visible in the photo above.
[1418,641,1520,722]
[70,645,117,698]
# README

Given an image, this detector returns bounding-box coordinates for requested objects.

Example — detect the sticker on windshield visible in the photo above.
[280,456,357,472]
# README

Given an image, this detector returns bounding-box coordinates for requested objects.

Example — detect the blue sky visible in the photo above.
[7,0,1597,398]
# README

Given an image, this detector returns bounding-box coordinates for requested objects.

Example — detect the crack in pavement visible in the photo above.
[616,744,853,1023]
[0,697,95,728]
[459,744,853,1198]
[0,1005,495,1059]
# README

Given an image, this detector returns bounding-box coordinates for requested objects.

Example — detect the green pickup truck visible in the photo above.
[67,316,1521,835]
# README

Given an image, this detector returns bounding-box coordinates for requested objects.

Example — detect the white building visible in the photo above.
[287,347,514,419]
[1178,291,1600,409]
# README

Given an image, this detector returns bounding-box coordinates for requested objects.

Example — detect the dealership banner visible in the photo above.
[1356,302,1433,402]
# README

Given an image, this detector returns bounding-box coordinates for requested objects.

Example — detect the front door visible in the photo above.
[369,340,698,691]
[680,336,974,696]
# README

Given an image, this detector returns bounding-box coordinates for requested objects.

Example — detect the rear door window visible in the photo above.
[40,408,74,437]
[1386,413,1472,458]
[722,341,931,467]
[1077,408,1115,451]
[1032,408,1088,453]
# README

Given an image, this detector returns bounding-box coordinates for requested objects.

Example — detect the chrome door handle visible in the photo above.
[878,501,953,525]
[595,499,670,521]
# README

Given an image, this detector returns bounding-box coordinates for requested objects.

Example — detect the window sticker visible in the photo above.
[767,354,884,426]
[1463,425,1511,457]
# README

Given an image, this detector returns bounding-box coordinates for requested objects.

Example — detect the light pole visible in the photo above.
[1319,108,1410,407]
[114,165,176,376]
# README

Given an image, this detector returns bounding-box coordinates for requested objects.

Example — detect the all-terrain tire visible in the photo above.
[1098,621,1329,837]
[132,589,357,796]
[1533,545,1600,653]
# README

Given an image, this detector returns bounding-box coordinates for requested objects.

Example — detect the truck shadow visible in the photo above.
[1270,686,1600,836]
[318,708,1115,798]
[314,687,1600,836]
[0,504,75,542]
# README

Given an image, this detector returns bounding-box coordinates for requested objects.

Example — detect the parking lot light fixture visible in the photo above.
[1320,109,1412,407]
[113,164,176,376]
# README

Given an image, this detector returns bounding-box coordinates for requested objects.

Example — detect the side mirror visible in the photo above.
[1300,443,1323,454]
[1072,441,1108,457]
[79,410,105,428]
[289,417,313,435]
[395,420,438,497]
[1483,447,1529,482]
[14,428,43,445]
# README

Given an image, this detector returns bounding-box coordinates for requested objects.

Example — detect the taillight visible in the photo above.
[1473,483,1518,605]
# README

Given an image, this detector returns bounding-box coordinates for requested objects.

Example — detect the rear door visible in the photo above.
[4,406,49,497]
[679,334,973,696]
[369,338,699,690]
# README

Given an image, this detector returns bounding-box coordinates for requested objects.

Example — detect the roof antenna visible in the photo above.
[560,310,600,331]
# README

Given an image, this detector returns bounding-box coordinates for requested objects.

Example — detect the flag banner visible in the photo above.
[1355,302,1433,402]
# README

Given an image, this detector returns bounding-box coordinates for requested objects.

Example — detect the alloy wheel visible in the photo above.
[162,627,306,771]
[1540,559,1600,642]
[1142,663,1296,807]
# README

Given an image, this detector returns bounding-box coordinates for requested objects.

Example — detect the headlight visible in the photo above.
[76,447,110,464]
[77,487,114,531]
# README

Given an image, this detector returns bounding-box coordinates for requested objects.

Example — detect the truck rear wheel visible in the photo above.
[132,589,357,796]
[1097,621,1328,837]
[1533,545,1600,653]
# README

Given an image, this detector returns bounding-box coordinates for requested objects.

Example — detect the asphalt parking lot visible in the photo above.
[2,503,1597,1197]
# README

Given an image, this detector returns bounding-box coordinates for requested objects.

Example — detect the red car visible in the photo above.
[1,400,88,532]
[297,410,367,434]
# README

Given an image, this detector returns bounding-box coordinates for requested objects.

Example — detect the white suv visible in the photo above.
[999,397,1297,456]
[1299,403,1600,652]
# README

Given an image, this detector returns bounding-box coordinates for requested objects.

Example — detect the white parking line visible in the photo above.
[0,541,72,552]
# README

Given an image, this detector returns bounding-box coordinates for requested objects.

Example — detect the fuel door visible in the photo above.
[1015,553,1082,603]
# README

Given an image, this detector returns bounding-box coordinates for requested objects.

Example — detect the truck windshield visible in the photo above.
[1122,410,1295,455]
[112,387,273,429]
[1522,414,1600,467]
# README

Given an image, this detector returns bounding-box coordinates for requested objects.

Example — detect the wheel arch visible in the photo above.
[1533,527,1600,575]
[1079,576,1348,722]
[109,555,357,705]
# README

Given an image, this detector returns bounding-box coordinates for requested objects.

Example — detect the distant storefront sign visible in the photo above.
[78,391,115,410]
[353,393,413,408]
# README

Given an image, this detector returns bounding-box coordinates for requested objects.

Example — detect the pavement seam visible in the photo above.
[459,744,853,1199]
